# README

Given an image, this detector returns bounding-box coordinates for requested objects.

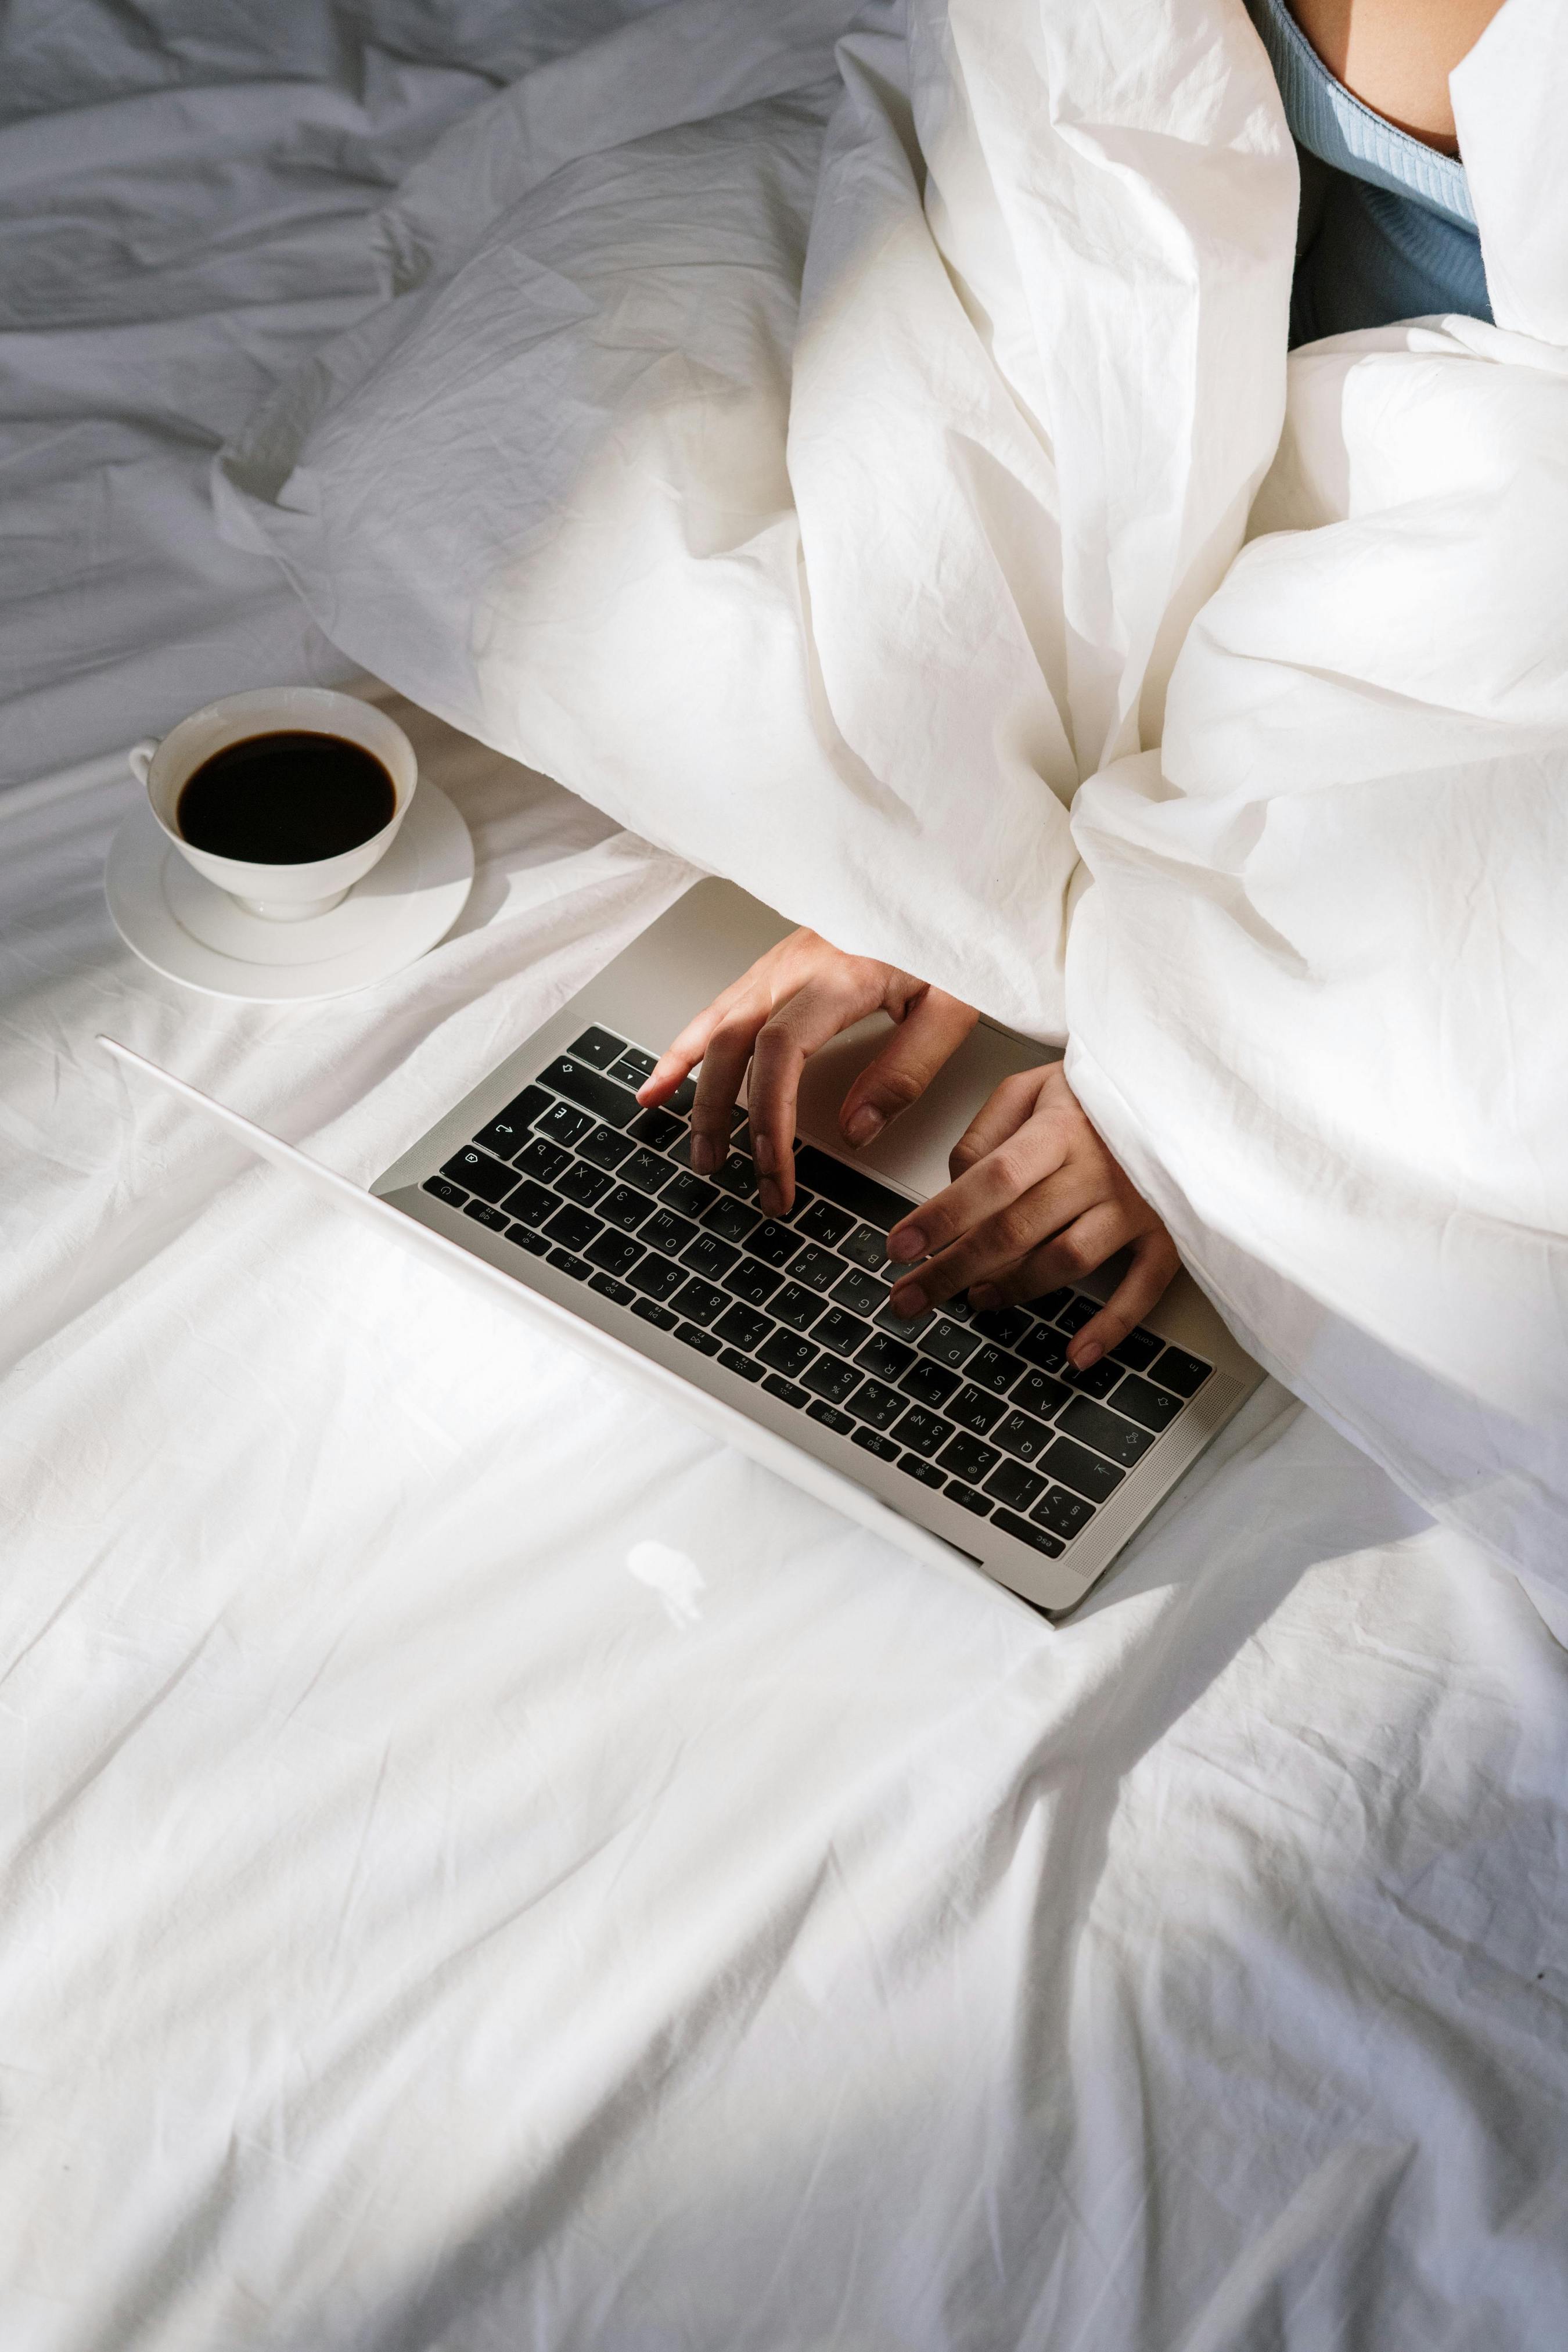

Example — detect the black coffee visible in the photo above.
[176,732,396,864]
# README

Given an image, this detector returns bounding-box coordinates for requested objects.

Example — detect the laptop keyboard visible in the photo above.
[420,1024,1212,1561]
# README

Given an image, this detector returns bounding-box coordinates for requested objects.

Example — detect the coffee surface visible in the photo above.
[176,732,396,864]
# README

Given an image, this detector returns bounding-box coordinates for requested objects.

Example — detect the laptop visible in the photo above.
[102,877,1262,1613]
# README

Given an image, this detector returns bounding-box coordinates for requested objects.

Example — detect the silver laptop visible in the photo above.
[103,878,1261,1613]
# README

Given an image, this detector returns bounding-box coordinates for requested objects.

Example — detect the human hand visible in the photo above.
[882,1062,1178,1369]
[636,927,977,1218]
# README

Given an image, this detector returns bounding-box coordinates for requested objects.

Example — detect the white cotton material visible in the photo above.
[214,1,1566,1589]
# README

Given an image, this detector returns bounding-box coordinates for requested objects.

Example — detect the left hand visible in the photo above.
[883,1062,1178,1369]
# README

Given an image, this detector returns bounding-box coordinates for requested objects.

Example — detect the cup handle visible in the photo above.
[128,739,159,786]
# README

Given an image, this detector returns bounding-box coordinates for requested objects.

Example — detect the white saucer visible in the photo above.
[106,781,474,1002]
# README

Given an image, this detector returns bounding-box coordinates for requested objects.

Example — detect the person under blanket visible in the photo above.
[637,0,1508,1375]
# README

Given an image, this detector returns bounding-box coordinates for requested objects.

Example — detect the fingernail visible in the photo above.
[845,1106,883,1148]
[752,1134,774,1173]
[1073,1340,1103,1368]
[969,1284,999,1310]
[759,1178,783,1216]
[890,1283,925,1318]
[887,1225,925,1262]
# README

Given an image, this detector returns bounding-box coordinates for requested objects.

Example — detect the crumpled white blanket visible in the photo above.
[217,0,1568,1597]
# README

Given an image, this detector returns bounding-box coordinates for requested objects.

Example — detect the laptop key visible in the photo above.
[852,1428,900,1462]
[713,1303,771,1353]
[1056,1397,1154,1467]
[610,1047,657,1085]
[937,1433,999,1484]
[539,1055,640,1128]
[725,1257,784,1307]
[716,1152,758,1197]
[662,1169,718,1218]
[677,1322,723,1357]
[890,1407,952,1459]
[901,1456,945,1489]
[985,1459,1046,1513]
[947,1384,1004,1436]
[720,1347,766,1382]
[969,1304,1031,1347]
[945,1480,992,1517]
[757,1329,815,1379]
[837,1223,889,1272]
[1060,1357,1121,1400]
[812,1308,872,1360]
[795,1198,854,1248]
[1040,1434,1124,1504]
[1107,1373,1184,1433]
[596,1183,656,1232]
[628,1104,684,1152]
[473,1084,552,1157]
[918,1317,981,1370]
[992,1409,1053,1465]
[700,1193,758,1245]
[829,1265,883,1319]
[422,1176,466,1207]
[847,1379,907,1432]
[1033,1485,1095,1542]
[502,1179,556,1228]
[641,1208,697,1257]
[569,1026,625,1070]
[670,1277,728,1326]
[991,1508,1063,1558]
[807,1401,855,1434]
[556,1159,612,1209]
[463,1200,509,1232]
[547,1249,591,1279]
[1014,1324,1070,1376]
[1153,1345,1211,1398]
[627,1252,686,1303]
[681,1231,739,1283]
[542,1202,600,1253]
[620,1148,668,1193]
[762,1373,811,1410]
[802,1355,861,1405]
[965,1345,1026,1396]
[746,1219,799,1267]
[576,1122,637,1171]
[584,1229,642,1278]
[441,1147,517,1204]
[787,1244,841,1293]
[668,1077,697,1114]
[1011,1368,1070,1420]
[630,1297,679,1332]
[513,1137,570,1186]
[856,1333,915,1383]
[1026,1288,1073,1321]
[793,1146,914,1231]
[876,1294,934,1338]
[769,1282,822,1333]
[899,1359,960,1408]
[1053,1293,1099,1336]
[509,1224,550,1257]
[589,1272,635,1307]
[1109,1328,1164,1374]
[538,1099,596,1150]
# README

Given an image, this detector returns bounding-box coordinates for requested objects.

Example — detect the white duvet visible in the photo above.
[217,0,1568,1602]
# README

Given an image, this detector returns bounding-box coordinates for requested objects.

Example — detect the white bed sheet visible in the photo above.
[3,5,1567,2346]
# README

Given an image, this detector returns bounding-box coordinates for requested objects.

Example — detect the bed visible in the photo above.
[3,5,1565,2347]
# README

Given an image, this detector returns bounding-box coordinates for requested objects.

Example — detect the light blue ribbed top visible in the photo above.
[1245,0,1492,341]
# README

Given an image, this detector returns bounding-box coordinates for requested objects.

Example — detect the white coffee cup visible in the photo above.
[130,688,418,922]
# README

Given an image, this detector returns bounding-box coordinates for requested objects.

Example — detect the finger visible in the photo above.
[837,988,977,1149]
[962,1202,1137,1312]
[945,1066,1054,1179]
[748,971,876,1213]
[639,982,752,1108]
[688,998,768,1173]
[1068,1229,1180,1368]
[886,1095,1075,1269]
[886,1166,1106,1314]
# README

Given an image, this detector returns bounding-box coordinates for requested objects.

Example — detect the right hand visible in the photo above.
[635,927,977,1217]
